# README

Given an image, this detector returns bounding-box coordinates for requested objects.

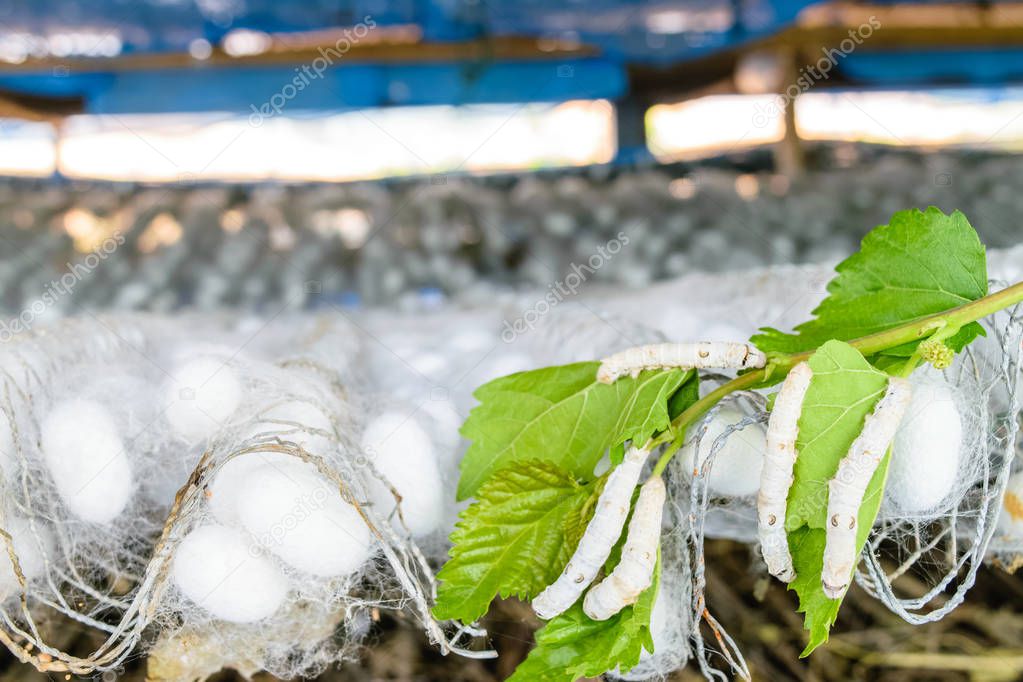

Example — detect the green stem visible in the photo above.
[841,280,1023,357]
[652,437,683,477]
[897,355,921,378]
[649,279,1023,471]
[650,370,763,456]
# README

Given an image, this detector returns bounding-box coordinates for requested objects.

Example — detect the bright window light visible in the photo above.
[648,87,1023,159]
[0,120,57,176]
[55,100,616,183]
[647,95,784,161]
[798,89,1023,147]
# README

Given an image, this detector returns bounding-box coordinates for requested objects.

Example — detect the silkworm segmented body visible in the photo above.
[596,342,767,384]
[532,446,650,620]
[583,474,665,621]
[821,377,912,599]
[757,362,813,583]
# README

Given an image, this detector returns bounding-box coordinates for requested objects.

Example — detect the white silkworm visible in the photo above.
[757,362,813,583]
[532,446,650,620]
[596,342,766,384]
[583,474,664,621]
[822,377,912,599]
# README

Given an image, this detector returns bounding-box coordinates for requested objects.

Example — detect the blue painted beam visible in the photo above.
[0,58,626,114]
[479,0,817,65]
[838,49,1023,86]
[0,0,819,61]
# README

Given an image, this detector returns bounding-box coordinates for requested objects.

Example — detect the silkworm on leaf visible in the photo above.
[596,342,767,384]
[757,361,813,583]
[822,376,912,599]
[532,446,650,620]
[583,474,664,621]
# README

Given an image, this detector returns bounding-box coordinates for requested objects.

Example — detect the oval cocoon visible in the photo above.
[682,407,765,497]
[208,450,293,526]
[361,412,445,537]
[0,518,54,600]
[887,380,962,514]
[173,524,287,623]
[451,328,494,353]
[210,400,335,524]
[417,397,463,469]
[247,400,334,455]
[164,357,241,442]
[41,399,133,523]
[409,352,448,378]
[236,461,373,577]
